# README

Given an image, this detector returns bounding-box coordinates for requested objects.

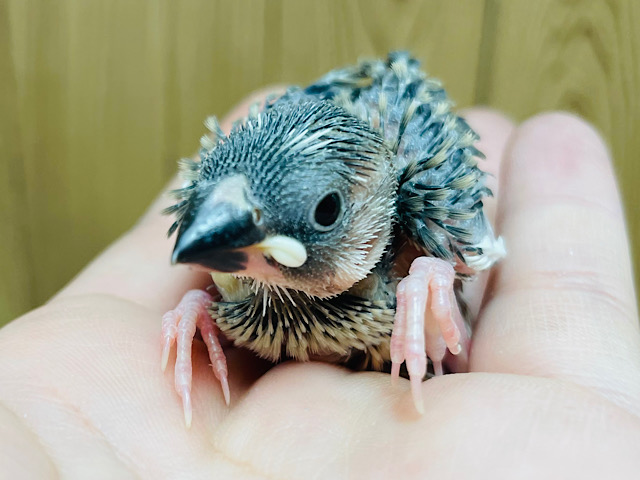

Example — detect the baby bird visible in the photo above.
[162,52,505,426]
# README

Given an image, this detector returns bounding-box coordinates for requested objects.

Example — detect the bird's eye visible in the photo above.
[311,191,343,231]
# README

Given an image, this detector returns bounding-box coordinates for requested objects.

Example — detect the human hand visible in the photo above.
[1,90,639,479]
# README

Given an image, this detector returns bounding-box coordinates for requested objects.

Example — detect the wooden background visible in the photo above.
[1,0,639,325]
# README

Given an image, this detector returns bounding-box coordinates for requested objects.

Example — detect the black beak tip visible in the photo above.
[171,235,194,266]
[169,200,265,271]
[171,248,180,265]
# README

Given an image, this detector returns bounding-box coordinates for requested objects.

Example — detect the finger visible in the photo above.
[458,108,516,318]
[54,86,287,312]
[213,364,640,478]
[471,112,640,415]
[460,108,516,225]
[0,294,272,473]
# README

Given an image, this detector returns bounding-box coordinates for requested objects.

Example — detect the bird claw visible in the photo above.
[162,290,230,427]
[180,386,193,429]
[390,257,469,414]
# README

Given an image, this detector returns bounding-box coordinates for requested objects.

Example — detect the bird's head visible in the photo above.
[166,101,397,298]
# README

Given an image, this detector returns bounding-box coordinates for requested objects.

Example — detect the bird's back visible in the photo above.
[275,51,502,274]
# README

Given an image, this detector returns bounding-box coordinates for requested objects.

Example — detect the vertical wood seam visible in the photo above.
[1,0,37,319]
[474,0,499,106]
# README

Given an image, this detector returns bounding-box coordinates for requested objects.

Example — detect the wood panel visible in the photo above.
[2,0,639,324]
[6,0,170,315]
[0,0,34,322]
[477,0,640,289]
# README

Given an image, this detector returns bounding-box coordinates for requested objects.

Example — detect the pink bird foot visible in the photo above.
[162,289,230,427]
[390,257,470,414]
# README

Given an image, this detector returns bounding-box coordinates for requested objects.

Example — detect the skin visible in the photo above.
[1,89,640,479]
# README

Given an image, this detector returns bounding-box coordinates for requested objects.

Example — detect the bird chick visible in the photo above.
[162,52,505,425]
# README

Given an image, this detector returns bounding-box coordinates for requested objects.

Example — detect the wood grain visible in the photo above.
[0,0,34,322]
[477,0,640,303]
[1,0,639,324]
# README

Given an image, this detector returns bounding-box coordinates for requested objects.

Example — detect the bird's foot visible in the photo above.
[162,290,230,427]
[390,257,469,414]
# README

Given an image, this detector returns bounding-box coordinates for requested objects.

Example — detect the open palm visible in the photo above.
[2,94,639,479]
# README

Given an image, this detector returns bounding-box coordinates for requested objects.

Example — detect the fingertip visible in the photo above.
[499,111,620,219]
[460,107,516,226]
[460,107,516,139]
[490,109,628,302]
[459,107,516,164]
[455,108,516,318]
[472,111,640,410]
[517,110,608,157]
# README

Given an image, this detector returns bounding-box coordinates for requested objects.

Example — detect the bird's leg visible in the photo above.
[161,290,230,427]
[390,257,469,414]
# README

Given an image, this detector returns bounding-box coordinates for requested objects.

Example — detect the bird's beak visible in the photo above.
[171,198,265,272]
[171,175,307,274]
